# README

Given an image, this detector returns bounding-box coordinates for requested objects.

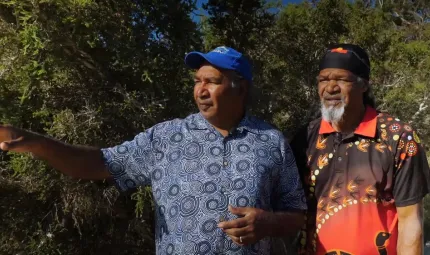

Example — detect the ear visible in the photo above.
[238,80,248,96]
[357,78,369,93]
[362,80,369,93]
[231,80,244,95]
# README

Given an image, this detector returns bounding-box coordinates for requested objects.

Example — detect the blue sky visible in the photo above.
[196,0,303,6]
[193,0,304,22]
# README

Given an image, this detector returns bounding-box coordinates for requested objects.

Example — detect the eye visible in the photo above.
[194,80,201,85]
[337,79,353,86]
[208,79,223,85]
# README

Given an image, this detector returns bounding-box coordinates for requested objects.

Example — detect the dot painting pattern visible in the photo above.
[300,111,425,254]
[101,113,306,255]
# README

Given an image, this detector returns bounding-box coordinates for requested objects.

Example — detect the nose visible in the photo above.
[196,82,210,98]
[325,80,341,94]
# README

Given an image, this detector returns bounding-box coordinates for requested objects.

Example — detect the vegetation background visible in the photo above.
[0,0,429,254]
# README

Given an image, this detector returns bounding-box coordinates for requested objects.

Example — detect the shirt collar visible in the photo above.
[187,113,259,134]
[236,114,260,134]
[318,106,378,138]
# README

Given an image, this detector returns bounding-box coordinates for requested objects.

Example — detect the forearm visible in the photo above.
[29,134,110,180]
[397,219,423,255]
[397,203,424,255]
[266,210,305,237]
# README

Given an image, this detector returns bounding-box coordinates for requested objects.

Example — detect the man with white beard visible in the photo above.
[291,44,430,255]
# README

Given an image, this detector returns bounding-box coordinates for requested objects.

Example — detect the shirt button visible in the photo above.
[338,156,342,162]
[221,186,226,193]
[223,160,228,166]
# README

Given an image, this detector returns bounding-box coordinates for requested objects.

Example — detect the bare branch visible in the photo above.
[411,94,429,124]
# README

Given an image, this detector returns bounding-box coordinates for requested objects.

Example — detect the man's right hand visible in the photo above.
[0,125,35,153]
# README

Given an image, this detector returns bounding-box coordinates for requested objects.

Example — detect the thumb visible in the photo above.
[228,205,249,216]
[0,137,26,152]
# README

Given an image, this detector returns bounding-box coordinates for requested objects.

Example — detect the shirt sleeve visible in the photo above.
[272,139,307,212]
[392,129,430,207]
[101,126,158,191]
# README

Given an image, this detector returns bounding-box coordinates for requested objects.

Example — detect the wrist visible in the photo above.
[261,211,276,237]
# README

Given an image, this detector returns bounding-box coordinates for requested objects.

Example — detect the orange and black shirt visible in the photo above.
[291,106,430,255]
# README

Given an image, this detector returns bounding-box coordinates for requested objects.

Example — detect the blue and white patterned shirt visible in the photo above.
[101,113,306,255]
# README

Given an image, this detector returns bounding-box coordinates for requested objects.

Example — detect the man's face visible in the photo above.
[317,68,366,122]
[193,63,245,123]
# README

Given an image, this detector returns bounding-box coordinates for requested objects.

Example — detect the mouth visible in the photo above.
[323,97,342,106]
[198,103,213,111]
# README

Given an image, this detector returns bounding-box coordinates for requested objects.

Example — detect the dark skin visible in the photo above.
[317,68,366,133]
[0,62,304,246]
[193,62,247,136]
[0,128,110,180]
[218,205,304,246]
[317,68,424,254]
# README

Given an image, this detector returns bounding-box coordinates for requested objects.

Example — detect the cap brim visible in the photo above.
[184,51,234,70]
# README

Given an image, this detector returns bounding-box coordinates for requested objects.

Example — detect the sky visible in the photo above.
[196,0,303,6]
[193,0,304,22]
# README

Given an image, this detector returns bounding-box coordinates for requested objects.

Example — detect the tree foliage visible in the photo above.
[0,0,429,254]
[0,0,200,254]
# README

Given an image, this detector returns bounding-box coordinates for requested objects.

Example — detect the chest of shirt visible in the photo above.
[149,129,283,210]
[306,134,394,200]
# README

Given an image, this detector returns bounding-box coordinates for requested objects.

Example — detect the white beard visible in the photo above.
[321,99,346,123]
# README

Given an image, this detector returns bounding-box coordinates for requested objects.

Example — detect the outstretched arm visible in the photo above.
[0,125,110,180]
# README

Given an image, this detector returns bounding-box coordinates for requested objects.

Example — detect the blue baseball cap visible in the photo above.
[184,46,252,82]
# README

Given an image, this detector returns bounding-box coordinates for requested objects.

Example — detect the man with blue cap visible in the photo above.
[0,46,306,254]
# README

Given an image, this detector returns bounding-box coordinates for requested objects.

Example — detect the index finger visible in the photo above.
[218,217,247,230]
